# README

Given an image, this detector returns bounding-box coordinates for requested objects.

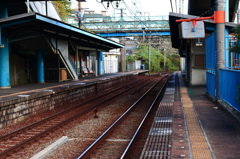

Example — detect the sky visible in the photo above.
[71,0,188,17]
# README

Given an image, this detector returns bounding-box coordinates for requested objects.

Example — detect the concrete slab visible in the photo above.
[30,136,68,159]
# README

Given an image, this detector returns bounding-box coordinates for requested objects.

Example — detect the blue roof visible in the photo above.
[0,12,124,49]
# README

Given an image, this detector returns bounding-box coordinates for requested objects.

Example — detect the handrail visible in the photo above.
[68,53,77,72]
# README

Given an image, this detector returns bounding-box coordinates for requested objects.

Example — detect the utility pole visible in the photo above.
[170,0,173,12]
[175,0,177,13]
[215,0,225,100]
[164,49,166,71]
[45,0,48,16]
[182,0,184,14]
[117,8,126,20]
[148,37,151,73]
[121,38,126,72]
[238,9,240,24]
[179,0,181,14]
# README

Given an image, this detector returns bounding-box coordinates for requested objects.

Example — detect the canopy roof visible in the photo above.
[0,12,124,51]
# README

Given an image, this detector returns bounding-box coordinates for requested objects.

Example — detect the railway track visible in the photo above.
[76,74,170,159]
[0,75,156,158]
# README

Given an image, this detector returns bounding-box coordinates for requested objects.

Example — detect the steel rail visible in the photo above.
[0,76,154,158]
[0,76,148,142]
[77,75,169,159]
[120,75,170,158]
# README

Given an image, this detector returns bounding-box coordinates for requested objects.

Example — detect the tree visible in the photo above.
[230,24,240,54]
[52,0,72,22]
[129,45,180,73]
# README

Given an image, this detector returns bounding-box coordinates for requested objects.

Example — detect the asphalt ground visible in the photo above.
[187,86,240,159]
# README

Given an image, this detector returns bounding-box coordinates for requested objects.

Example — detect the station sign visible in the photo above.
[180,21,205,39]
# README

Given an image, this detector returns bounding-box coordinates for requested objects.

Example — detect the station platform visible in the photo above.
[141,72,240,159]
[0,70,148,101]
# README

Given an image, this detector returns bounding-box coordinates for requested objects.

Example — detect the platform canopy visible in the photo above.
[0,12,124,51]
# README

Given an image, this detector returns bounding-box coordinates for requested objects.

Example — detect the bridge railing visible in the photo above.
[67,15,169,32]
[83,15,169,22]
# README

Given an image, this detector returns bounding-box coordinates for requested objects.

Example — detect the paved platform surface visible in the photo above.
[0,70,148,100]
[142,72,240,158]
[188,86,240,159]
[180,73,240,159]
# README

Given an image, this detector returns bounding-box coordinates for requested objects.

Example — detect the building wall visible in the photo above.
[189,39,206,86]
[104,54,118,73]
[191,68,206,85]
[10,54,37,86]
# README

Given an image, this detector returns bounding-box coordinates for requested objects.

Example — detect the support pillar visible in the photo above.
[0,31,10,89]
[215,1,225,100]
[0,3,8,19]
[121,48,125,72]
[98,51,104,75]
[36,50,45,83]
[95,51,98,77]
[0,3,10,89]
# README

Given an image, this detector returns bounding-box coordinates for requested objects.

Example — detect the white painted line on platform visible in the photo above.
[18,95,30,97]
[74,83,86,85]
[30,136,68,159]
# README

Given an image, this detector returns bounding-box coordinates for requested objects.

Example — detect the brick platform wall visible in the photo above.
[0,74,138,128]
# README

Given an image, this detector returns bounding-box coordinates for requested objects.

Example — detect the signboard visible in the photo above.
[180,21,205,39]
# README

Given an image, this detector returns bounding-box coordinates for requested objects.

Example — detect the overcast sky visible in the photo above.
[71,0,188,17]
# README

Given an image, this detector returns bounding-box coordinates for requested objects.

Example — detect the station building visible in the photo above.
[169,0,240,112]
[0,1,123,88]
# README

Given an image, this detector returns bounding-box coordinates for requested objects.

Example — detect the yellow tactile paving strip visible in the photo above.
[178,72,213,159]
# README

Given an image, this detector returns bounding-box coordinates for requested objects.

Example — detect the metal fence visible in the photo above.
[206,32,216,99]
[206,72,216,99]
[126,60,141,72]
[219,69,240,111]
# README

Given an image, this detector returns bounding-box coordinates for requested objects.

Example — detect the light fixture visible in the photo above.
[196,38,202,46]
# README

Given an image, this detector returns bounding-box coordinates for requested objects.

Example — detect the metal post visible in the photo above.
[75,45,78,78]
[45,1,48,16]
[170,0,173,12]
[95,51,98,77]
[179,0,181,13]
[27,0,30,13]
[182,0,184,14]
[121,39,125,72]
[175,0,178,13]
[164,50,166,71]
[215,0,225,100]
[148,38,151,73]
[238,9,240,24]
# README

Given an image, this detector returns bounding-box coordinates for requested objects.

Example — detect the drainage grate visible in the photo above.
[140,101,173,159]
